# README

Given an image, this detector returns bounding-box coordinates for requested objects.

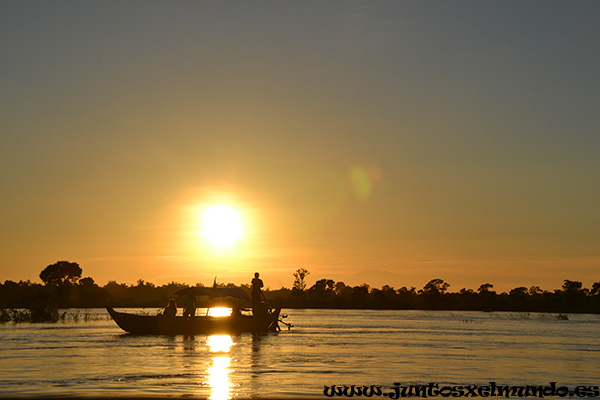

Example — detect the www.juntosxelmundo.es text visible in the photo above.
[323,382,600,398]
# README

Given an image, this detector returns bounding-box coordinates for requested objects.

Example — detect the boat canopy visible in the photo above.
[174,286,250,301]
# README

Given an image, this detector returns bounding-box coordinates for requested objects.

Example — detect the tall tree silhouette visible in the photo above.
[292,268,310,291]
[420,279,450,309]
[39,261,82,286]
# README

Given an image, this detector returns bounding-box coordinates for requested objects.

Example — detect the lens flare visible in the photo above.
[348,165,381,202]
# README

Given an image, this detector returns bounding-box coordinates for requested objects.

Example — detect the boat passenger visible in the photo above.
[183,294,196,317]
[164,298,177,317]
[251,272,264,315]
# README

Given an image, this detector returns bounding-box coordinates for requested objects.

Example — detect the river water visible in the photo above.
[0,309,599,398]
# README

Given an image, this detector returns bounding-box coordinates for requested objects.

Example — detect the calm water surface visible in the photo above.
[1,309,599,398]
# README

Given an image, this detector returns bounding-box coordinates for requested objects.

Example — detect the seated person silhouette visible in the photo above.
[163,298,177,317]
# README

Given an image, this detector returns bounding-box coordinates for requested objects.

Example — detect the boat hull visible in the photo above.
[106,307,281,335]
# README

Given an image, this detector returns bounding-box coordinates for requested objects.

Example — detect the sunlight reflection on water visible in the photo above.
[208,356,232,400]
[207,334,234,400]
[207,334,233,353]
[0,309,598,398]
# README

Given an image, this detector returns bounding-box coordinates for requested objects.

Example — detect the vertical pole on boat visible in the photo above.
[207,276,217,316]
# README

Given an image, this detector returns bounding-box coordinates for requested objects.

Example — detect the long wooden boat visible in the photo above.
[107,306,282,335]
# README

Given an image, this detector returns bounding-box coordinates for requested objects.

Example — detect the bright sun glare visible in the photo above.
[208,307,232,317]
[200,205,244,248]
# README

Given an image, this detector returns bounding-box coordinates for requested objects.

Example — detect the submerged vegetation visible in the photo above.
[1,262,599,323]
[0,306,109,323]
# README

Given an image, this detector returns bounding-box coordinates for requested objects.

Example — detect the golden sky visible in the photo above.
[1,1,599,292]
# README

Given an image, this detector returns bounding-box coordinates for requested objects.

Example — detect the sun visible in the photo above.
[200,205,244,248]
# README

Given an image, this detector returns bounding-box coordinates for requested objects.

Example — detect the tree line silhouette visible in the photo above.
[1,262,599,320]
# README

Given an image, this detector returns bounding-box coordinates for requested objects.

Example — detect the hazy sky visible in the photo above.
[1,1,599,292]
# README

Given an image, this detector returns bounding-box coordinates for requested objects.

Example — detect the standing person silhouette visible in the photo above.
[183,294,196,317]
[251,272,264,315]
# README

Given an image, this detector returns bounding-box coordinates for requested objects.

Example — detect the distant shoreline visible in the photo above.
[2,275,599,317]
